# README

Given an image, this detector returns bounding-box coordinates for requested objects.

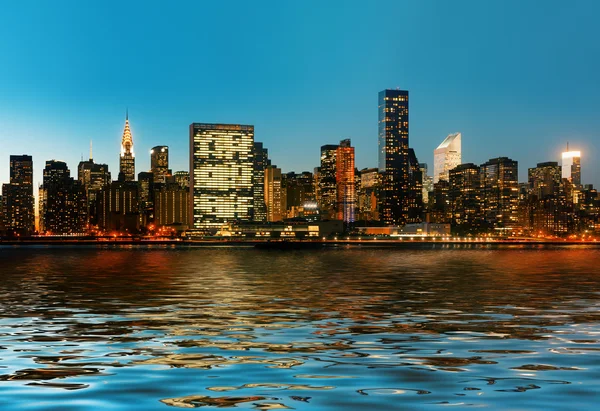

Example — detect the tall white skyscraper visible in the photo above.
[561,149,581,187]
[433,132,461,183]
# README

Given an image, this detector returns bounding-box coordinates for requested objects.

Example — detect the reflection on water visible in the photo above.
[0,246,599,410]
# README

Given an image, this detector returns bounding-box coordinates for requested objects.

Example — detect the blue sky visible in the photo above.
[1,0,598,190]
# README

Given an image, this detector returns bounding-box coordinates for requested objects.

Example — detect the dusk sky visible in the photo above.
[1,0,598,190]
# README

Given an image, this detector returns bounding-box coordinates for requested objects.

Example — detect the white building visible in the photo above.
[433,132,462,183]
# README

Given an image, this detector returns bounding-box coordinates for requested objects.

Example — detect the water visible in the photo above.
[1,245,599,410]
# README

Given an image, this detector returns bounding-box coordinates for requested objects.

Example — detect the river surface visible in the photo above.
[0,245,599,410]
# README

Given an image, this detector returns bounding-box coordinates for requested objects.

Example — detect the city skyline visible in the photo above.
[1,1,599,190]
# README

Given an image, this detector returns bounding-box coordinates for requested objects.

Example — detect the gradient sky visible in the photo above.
[1,0,598,191]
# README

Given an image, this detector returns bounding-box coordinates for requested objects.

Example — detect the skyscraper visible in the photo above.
[449,163,482,227]
[150,146,170,183]
[2,155,35,236]
[78,147,111,228]
[528,162,562,199]
[119,113,135,182]
[378,89,409,225]
[336,139,356,223]
[318,144,338,219]
[264,165,284,222]
[40,160,87,234]
[253,142,270,222]
[480,157,519,229]
[189,123,254,232]
[433,132,461,183]
[561,149,581,187]
[407,148,423,223]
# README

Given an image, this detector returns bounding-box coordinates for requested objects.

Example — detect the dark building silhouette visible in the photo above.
[253,142,270,222]
[378,89,410,225]
[40,160,87,234]
[318,144,338,219]
[1,155,35,236]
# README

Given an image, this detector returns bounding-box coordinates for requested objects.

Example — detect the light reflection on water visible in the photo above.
[0,246,599,410]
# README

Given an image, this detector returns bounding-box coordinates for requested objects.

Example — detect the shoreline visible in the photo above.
[0,238,598,248]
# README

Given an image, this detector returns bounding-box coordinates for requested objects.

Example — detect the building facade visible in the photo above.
[78,157,111,228]
[433,132,462,183]
[318,144,338,219]
[378,89,410,225]
[119,113,135,182]
[2,155,35,236]
[480,157,519,229]
[264,165,284,222]
[40,160,87,234]
[150,146,170,183]
[189,123,254,232]
[252,142,270,222]
[449,163,482,228]
[336,139,355,223]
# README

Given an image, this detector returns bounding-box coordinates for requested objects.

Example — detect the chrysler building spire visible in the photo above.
[119,112,135,181]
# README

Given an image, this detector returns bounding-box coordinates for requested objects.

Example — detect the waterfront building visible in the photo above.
[253,142,270,222]
[1,155,35,236]
[480,157,519,229]
[40,160,87,234]
[336,139,355,223]
[78,150,111,228]
[319,144,338,219]
[407,148,423,223]
[150,146,171,183]
[264,165,284,222]
[98,181,140,233]
[357,168,381,222]
[283,171,315,218]
[561,148,581,187]
[189,123,254,232]
[154,183,189,230]
[429,179,451,224]
[528,162,562,199]
[138,171,154,227]
[433,132,462,183]
[378,89,410,225]
[449,163,482,228]
[119,113,135,182]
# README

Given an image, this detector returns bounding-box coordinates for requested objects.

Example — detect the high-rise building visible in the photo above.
[264,165,284,222]
[528,162,562,199]
[449,163,482,227]
[2,155,35,236]
[283,171,315,218]
[357,168,381,221]
[154,183,189,229]
[150,146,170,183]
[433,132,461,183]
[319,144,338,219]
[419,163,434,205]
[78,148,111,228]
[119,113,135,182]
[253,142,270,222]
[98,181,140,233]
[561,149,581,187]
[336,139,355,223]
[378,89,409,225]
[40,160,87,234]
[138,171,155,227]
[407,148,423,223]
[480,157,519,229]
[189,123,254,231]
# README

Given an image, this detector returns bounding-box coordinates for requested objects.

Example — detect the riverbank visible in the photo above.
[0,237,598,248]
